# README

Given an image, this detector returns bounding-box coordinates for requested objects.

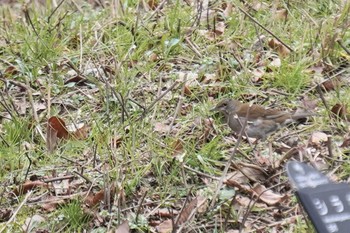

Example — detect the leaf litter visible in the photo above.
[1,0,350,232]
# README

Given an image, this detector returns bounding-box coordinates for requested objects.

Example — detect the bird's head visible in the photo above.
[211,99,241,115]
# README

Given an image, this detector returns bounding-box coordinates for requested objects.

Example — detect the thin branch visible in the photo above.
[0,191,33,232]
[235,5,293,52]
[337,39,350,56]
[209,107,251,209]
[141,81,181,119]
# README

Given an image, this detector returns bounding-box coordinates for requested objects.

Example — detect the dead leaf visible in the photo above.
[71,124,90,140]
[52,179,70,196]
[0,209,12,222]
[154,122,170,134]
[156,219,173,233]
[172,139,184,157]
[252,184,287,205]
[251,68,265,83]
[14,180,48,196]
[301,97,318,110]
[239,165,266,182]
[85,189,107,207]
[47,116,69,153]
[111,135,123,148]
[42,202,59,212]
[225,171,250,185]
[214,22,225,35]
[154,208,178,217]
[148,52,159,62]
[22,214,45,232]
[322,78,341,91]
[268,38,290,57]
[4,65,18,77]
[183,85,192,96]
[64,75,88,86]
[115,220,130,233]
[235,195,267,209]
[341,136,350,147]
[273,9,288,21]
[147,0,158,10]
[196,196,208,213]
[309,131,328,145]
[331,103,347,120]
[48,117,69,139]
[176,197,197,225]
[223,3,233,17]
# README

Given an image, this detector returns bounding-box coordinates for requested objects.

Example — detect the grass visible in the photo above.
[0,0,350,232]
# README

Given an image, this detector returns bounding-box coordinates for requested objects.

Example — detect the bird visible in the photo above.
[220,113,280,140]
[212,98,313,125]
[212,98,314,140]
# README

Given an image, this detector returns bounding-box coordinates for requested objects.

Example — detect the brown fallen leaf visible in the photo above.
[47,116,69,153]
[154,208,178,218]
[4,65,19,77]
[85,190,105,207]
[176,197,197,225]
[214,22,226,35]
[172,139,184,157]
[147,0,158,10]
[273,8,288,21]
[331,103,347,120]
[48,116,69,139]
[252,184,287,205]
[115,220,130,233]
[340,136,350,147]
[156,219,173,233]
[71,124,90,140]
[322,78,342,91]
[13,180,48,196]
[268,38,290,57]
[0,209,12,222]
[309,131,328,146]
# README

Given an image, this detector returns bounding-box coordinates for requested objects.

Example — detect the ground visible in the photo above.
[0,0,350,232]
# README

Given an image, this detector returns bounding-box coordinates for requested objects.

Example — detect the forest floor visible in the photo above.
[1,0,350,232]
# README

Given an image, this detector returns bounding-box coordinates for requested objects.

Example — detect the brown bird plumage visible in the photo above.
[212,98,312,125]
[212,98,314,140]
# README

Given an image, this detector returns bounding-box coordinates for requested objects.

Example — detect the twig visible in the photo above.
[24,152,32,181]
[184,37,202,57]
[0,134,10,147]
[223,196,236,231]
[0,77,33,92]
[167,75,187,135]
[0,191,33,232]
[209,107,250,209]
[235,5,293,52]
[141,81,181,119]
[43,175,75,183]
[135,190,148,224]
[173,187,194,232]
[47,0,66,23]
[184,165,220,180]
[337,39,350,56]
[240,181,288,231]
[316,83,332,120]
[274,147,299,168]
[303,68,346,95]
[25,77,46,141]
[326,136,333,158]
[73,170,92,184]
[145,0,168,21]
[253,216,298,232]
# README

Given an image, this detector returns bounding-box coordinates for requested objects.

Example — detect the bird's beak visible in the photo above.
[210,107,218,112]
